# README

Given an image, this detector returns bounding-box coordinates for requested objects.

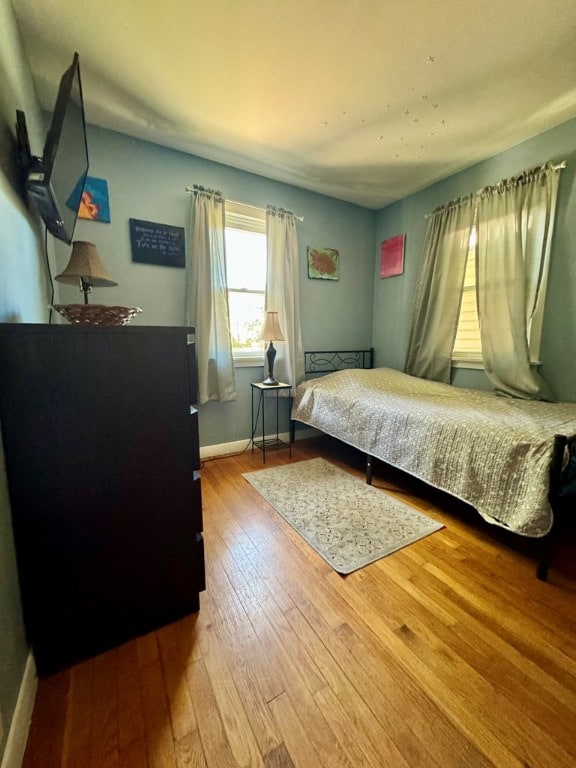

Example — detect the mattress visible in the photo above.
[292,367,576,536]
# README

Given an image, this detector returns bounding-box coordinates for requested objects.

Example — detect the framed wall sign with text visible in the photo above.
[129,218,185,268]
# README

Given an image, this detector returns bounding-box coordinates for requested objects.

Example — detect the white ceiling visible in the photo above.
[11,0,576,209]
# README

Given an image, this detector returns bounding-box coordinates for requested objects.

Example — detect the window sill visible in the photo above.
[234,355,263,368]
[452,358,484,370]
[452,358,541,370]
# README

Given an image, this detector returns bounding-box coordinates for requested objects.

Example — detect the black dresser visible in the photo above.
[0,324,205,676]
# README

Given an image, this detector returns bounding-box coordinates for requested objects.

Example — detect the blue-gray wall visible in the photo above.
[0,0,45,759]
[55,125,377,447]
[373,118,576,403]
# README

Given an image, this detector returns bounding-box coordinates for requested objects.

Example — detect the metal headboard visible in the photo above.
[304,348,374,374]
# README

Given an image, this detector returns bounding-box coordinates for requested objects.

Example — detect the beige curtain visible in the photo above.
[185,186,237,405]
[265,206,305,388]
[405,196,475,382]
[476,163,562,400]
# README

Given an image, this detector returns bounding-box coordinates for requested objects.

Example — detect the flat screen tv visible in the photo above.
[16,52,89,245]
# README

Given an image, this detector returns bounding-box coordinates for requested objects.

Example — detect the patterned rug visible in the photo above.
[243,457,444,574]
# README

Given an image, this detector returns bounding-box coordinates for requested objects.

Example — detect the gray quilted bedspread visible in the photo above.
[291,368,576,537]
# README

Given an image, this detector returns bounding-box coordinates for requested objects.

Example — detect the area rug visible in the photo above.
[242,458,444,574]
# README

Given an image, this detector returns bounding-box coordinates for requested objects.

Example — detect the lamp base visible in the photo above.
[262,341,279,385]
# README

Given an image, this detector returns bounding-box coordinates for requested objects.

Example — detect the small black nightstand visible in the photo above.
[251,381,292,463]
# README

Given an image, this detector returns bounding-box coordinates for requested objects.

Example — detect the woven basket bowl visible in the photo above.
[53,304,142,326]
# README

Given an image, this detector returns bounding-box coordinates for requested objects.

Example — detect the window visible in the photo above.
[224,201,267,364]
[453,226,481,363]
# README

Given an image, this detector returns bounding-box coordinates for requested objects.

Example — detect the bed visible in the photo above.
[291,351,576,579]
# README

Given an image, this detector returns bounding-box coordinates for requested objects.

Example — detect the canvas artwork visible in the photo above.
[67,176,111,223]
[380,234,405,278]
[308,247,339,280]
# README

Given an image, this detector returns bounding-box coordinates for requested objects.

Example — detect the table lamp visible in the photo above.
[53,241,142,325]
[55,240,117,303]
[258,311,285,385]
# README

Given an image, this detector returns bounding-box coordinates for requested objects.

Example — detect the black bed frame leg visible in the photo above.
[366,455,373,485]
[537,535,551,581]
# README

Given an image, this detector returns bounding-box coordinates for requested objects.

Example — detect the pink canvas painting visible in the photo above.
[380,234,405,278]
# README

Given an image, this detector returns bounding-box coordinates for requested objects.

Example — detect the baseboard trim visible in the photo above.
[200,438,251,460]
[200,427,319,460]
[1,653,37,768]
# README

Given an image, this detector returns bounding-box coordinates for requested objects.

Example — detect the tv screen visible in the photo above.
[25,52,89,244]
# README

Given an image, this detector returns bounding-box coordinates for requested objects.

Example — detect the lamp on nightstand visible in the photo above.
[257,311,285,386]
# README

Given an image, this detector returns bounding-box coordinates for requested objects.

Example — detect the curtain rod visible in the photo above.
[424,160,567,218]
[185,187,304,221]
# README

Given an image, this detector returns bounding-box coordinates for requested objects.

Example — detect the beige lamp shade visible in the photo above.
[257,311,285,341]
[55,241,118,287]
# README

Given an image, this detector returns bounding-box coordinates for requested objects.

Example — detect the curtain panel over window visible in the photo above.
[405,161,564,400]
[265,206,305,389]
[186,186,237,405]
[405,196,475,383]
[475,163,562,400]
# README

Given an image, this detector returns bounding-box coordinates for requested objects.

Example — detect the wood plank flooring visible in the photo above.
[21,436,576,768]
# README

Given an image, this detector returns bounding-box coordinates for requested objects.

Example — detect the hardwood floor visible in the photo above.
[21,436,576,768]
